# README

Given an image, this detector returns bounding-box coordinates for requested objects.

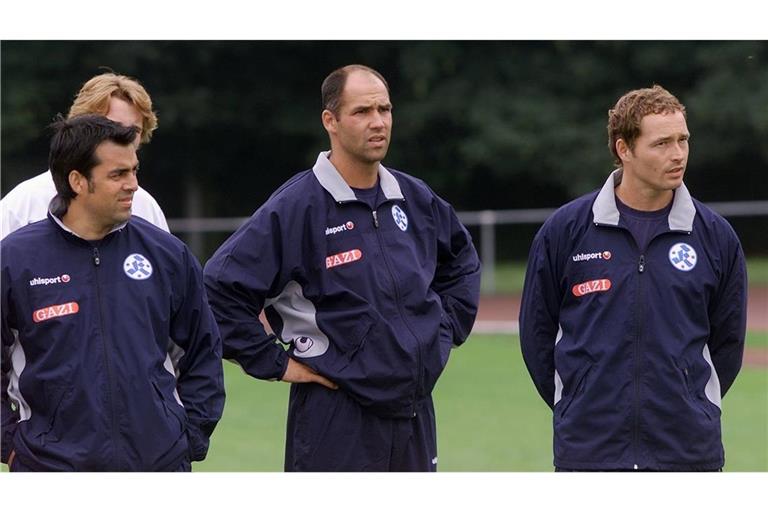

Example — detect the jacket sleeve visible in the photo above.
[203,209,290,381]
[169,247,226,462]
[519,223,562,409]
[707,230,747,397]
[1,263,20,463]
[431,195,481,346]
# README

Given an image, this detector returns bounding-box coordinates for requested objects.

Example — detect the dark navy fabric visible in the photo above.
[204,161,481,419]
[519,176,747,471]
[350,182,381,211]
[284,383,437,472]
[615,196,672,252]
[1,215,225,471]
[204,154,480,471]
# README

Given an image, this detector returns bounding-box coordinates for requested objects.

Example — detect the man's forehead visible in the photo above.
[95,140,138,162]
[341,71,390,103]
[106,96,143,129]
[639,111,688,135]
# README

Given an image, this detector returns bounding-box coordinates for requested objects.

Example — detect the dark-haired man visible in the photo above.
[1,115,225,471]
[205,64,481,471]
[0,72,168,239]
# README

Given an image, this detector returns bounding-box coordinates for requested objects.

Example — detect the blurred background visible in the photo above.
[2,41,766,471]
[3,41,767,263]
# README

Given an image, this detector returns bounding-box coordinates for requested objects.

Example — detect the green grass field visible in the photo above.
[197,332,768,472]
[4,257,765,472]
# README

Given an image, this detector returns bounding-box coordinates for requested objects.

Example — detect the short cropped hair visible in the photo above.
[49,114,139,206]
[67,72,158,144]
[321,64,389,118]
[607,85,686,166]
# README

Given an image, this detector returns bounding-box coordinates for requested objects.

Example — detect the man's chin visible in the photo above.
[114,212,132,224]
[363,148,388,164]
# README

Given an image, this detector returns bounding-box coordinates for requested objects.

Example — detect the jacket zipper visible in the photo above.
[371,206,422,417]
[92,246,120,468]
[594,217,690,470]
[633,253,645,470]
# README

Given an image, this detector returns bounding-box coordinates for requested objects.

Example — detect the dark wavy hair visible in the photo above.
[48,114,138,206]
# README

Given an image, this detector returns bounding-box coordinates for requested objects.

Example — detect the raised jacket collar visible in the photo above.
[592,168,696,232]
[311,151,404,203]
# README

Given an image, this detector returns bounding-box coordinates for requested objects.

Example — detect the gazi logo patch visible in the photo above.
[326,249,363,269]
[33,302,80,323]
[572,279,612,297]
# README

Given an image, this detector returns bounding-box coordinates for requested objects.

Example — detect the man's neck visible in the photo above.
[615,174,674,212]
[328,151,379,189]
[61,204,115,241]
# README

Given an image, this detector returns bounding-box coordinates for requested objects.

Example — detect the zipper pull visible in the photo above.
[372,210,379,228]
[638,255,645,273]
[93,247,101,266]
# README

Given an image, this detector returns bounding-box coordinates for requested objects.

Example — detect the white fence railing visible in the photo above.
[169,200,768,293]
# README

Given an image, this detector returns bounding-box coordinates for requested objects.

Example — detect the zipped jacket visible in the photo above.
[204,152,481,418]
[520,170,747,471]
[1,213,225,471]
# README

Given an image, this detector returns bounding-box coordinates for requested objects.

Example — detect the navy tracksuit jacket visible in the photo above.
[204,152,481,470]
[1,214,225,471]
[520,170,747,471]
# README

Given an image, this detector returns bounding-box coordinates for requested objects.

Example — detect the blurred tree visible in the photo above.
[2,41,765,257]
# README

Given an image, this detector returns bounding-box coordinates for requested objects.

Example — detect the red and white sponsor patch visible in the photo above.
[32,302,80,323]
[326,249,363,269]
[572,279,612,297]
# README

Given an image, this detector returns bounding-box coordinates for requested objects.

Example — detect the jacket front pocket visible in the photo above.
[151,380,187,433]
[676,363,713,421]
[557,362,593,421]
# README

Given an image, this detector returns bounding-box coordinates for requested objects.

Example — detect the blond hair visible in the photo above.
[67,73,158,144]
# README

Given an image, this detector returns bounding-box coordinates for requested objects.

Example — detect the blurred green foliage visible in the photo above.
[2,41,766,256]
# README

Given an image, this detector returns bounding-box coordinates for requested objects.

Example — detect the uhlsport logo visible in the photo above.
[572,251,612,262]
[123,253,153,280]
[33,302,80,323]
[572,279,612,297]
[326,249,363,269]
[29,274,71,287]
[325,221,355,236]
[293,336,314,354]
[392,205,408,231]
[669,243,697,271]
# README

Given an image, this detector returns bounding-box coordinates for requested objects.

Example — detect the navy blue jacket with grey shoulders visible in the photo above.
[1,213,225,471]
[519,170,747,471]
[204,152,481,418]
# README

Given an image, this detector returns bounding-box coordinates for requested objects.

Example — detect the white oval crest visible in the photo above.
[668,243,697,272]
[392,205,408,231]
[123,253,154,280]
[293,336,314,354]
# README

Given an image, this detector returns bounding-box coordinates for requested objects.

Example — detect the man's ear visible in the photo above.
[321,109,337,134]
[616,139,632,163]
[68,170,85,195]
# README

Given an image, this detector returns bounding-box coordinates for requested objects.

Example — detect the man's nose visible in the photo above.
[124,171,139,191]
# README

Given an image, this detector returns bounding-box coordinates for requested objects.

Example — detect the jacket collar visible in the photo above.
[311,151,404,203]
[592,168,696,232]
[48,196,128,240]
